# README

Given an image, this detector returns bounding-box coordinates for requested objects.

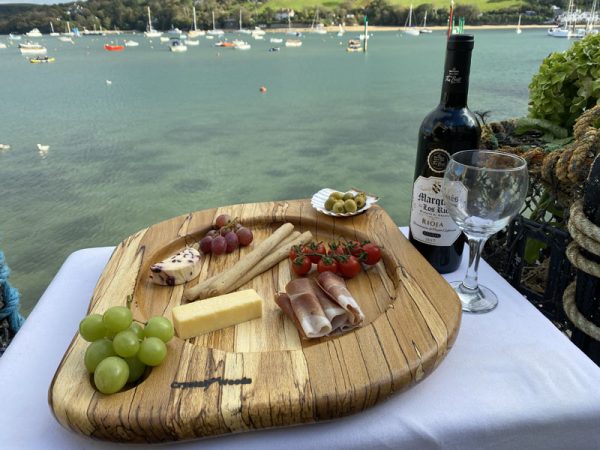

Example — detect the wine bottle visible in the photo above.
[408,34,481,273]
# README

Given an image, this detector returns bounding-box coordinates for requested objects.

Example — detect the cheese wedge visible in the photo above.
[172,289,263,339]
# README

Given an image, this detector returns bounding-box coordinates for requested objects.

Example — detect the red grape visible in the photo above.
[236,227,253,246]
[224,231,239,253]
[214,214,231,229]
[211,236,227,255]
[199,236,213,254]
[206,229,219,238]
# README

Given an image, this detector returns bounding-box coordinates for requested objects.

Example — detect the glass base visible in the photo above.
[450,281,498,314]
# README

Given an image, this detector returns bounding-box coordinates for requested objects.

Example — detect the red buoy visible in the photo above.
[259,86,267,93]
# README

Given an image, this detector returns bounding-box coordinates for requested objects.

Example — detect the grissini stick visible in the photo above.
[183,222,295,301]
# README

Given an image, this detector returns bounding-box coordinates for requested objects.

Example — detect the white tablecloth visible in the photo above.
[2,233,600,449]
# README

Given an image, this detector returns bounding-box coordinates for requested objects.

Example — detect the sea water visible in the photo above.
[0,30,571,314]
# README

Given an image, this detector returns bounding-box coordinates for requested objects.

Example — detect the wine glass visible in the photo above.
[442,150,529,313]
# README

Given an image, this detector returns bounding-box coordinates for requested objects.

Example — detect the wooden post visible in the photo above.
[570,155,600,364]
[363,15,368,52]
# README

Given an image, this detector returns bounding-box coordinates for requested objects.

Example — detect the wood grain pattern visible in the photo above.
[49,199,461,443]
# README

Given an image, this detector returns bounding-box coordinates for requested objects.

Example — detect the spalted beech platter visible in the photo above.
[49,199,461,443]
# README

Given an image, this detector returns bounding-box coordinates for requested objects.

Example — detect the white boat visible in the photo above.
[9,33,22,41]
[420,10,433,33]
[49,22,59,37]
[144,7,162,38]
[233,40,251,50]
[58,36,73,43]
[208,12,224,36]
[286,14,302,36]
[82,25,105,36]
[516,14,523,34]
[37,144,49,151]
[26,28,42,38]
[270,37,283,43]
[206,35,214,40]
[252,32,264,40]
[160,36,170,43]
[311,9,328,35]
[404,4,420,36]
[167,26,185,39]
[124,40,139,47]
[0,144,11,151]
[238,10,250,34]
[548,0,583,37]
[19,42,47,55]
[0,43,6,49]
[359,33,371,41]
[337,23,345,37]
[285,39,302,47]
[252,26,266,36]
[169,39,187,52]
[186,39,200,46]
[188,6,205,38]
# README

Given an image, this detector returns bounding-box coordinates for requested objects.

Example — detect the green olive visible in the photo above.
[332,200,346,214]
[355,195,367,209]
[324,197,336,211]
[344,199,357,213]
[330,191,344,200]
[342,192,355,201]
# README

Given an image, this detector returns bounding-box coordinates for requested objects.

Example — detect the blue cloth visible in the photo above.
[0,251,25,333]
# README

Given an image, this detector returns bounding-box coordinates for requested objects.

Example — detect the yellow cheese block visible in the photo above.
[172,289,263,339]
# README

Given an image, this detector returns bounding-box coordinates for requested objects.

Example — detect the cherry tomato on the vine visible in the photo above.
[289,245,302,262]
[291,255,312,276]
[337,255,361,278]
[362,243,382,265]
[344,240,363,258]
[327,241,347,257]
[302,242,326,264]
[317,256,338,274]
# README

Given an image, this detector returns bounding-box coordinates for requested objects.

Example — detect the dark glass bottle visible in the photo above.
[408,34,481,273]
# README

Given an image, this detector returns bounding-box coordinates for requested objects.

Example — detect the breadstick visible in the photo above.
[183,222,295,301]
[226,230,312,293]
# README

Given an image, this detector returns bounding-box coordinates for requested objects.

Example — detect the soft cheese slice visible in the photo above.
[149,247,201,286]
[172,289,263,339]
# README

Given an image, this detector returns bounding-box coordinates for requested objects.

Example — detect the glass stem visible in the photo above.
[462,237,487,291]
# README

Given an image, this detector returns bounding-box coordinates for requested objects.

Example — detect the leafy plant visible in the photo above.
[529,34,600,131]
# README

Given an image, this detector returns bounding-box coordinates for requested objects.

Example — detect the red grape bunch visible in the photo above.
[199,214,254,255]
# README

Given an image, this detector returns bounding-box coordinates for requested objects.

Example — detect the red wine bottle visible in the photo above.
[408,34,481,273]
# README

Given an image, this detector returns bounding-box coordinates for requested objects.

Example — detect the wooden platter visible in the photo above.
[49,199,461,443]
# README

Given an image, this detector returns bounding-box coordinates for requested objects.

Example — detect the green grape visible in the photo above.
[112,330,140,358]
[102,306,132,334]
[79,314,107,342]
[84,338,116,373]
[144,316,174,343]
[124,357,146,384]
[137,337,167,366]
[93,356,129,395]
[128,322,145,340]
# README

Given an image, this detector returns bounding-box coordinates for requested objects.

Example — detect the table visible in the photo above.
[2,231,600,449]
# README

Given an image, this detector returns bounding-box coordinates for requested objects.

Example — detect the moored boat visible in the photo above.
[104,44,125,51]
[188,6,205,38]
[124,40,139,47]
[30,55,55,63]
[169,39,188,52]
[186,39,200,46]
[270,37,283,44]
[19,42,47,55]
[26,28,42,38]
[9,33,22,41]
[208,12,224,36]
[144,6,162,38]
[285,39,302,47]
[403,4,420,36]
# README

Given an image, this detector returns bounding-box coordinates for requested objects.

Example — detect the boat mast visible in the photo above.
[50,21,54,33]
[147,6,152,31]
[193,6,198,31]
[408,4,413,27]
[239,9,242,31]
[212,11,216,31]
[423,10,427,27]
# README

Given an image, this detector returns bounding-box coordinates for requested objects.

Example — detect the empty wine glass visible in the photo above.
[442,150,529,313]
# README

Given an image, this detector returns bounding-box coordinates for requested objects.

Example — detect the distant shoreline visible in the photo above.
[268,24,552,33]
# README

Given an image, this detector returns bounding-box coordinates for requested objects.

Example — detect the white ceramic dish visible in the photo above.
[311,188,379,217]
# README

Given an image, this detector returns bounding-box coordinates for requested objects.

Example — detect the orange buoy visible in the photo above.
[259,86,267,93]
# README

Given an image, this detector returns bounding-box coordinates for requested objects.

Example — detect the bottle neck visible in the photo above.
[440,48,473,108]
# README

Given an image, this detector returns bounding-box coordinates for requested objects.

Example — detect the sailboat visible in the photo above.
[311,9,327,34]
[337,23,345,37]
[58,22,74,42]
[238,10,251,34]
[585,0,598,35]
[49,22,59,37]
[144,7,162,38]
[207,12,224,36]
[188,6,205,38]
[548,0,583,37]
[420,10,433,33]
[286,13,302,36]
[404,4,420,36]
[516,14,523,34]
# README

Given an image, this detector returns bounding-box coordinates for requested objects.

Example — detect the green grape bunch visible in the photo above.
[77,306,175,395]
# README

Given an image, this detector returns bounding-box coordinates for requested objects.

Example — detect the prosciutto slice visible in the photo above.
[274,274,364,339]
[286,278,332,338]
[317,271,365,326]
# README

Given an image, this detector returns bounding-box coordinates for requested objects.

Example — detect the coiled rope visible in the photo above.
[0,250,25,338]
[563,200,600,341]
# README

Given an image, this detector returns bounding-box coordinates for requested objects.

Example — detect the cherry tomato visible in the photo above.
[362,243,382,265]
[344,240,363,258]
[291,255,312,276]
[289,245,302,262]
[327,241,347,257]
[337,255,361,278]
[317,256,338,274]
[301,242,325,264]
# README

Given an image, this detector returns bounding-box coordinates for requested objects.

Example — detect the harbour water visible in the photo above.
[0,30,571,314]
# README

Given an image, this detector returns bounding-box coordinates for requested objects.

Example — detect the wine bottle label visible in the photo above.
[410,175,461,247]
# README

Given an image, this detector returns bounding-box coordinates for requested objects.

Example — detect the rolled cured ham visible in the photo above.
[317,271,365,326]
[286,278,332,338]
[275,274,364,339]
